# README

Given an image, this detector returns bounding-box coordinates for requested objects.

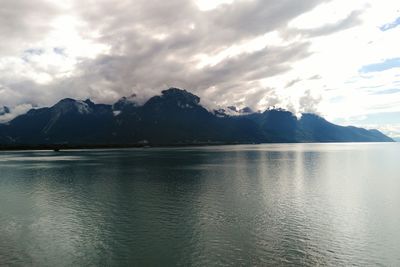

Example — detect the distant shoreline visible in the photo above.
[0,142,254,151]
[0,140,395,152]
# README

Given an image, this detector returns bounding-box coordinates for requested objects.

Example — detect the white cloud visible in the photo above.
[0,0,399,133]
[195,0,233,11]
[0,104,33,123]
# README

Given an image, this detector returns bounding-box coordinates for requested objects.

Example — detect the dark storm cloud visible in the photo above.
[53,0,323,107]
[207,0,328,42]
[1,0,338,112]
[76,0,324,48]
[64,39,311,106]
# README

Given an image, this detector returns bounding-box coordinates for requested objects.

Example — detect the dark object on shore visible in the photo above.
[54,148,60,152]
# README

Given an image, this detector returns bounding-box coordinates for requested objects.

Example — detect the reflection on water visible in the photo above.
[0,143,399,266]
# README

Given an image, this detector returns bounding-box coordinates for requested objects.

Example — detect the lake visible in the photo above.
[0,143,399,266]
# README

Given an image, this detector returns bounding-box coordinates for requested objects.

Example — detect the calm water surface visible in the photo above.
[0,143,399,266]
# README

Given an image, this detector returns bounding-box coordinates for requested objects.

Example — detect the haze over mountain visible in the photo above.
[0,88,393,146]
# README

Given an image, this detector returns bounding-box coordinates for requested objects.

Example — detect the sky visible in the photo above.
[0,0,399,137]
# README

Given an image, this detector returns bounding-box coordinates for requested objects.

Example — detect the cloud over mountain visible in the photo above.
[0,0,399,137]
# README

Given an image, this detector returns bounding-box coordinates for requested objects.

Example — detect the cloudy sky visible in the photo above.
[0,0,399,137]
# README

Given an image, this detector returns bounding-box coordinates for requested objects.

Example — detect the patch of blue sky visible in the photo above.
[379,17,400,31]
[372,88,400,95]
[329,96,344,103]
[22,48,44,62]
[335,112,400,125]
[53,47,66,55]
[23,48,44,56]
[360,58,400,73]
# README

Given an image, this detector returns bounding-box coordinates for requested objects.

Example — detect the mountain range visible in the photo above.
[0,88,393,148]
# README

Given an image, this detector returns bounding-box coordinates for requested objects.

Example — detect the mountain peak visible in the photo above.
[53,98,92,115]
[214,105,255,117]
[300,113,326,122]
[113,94,138,111]
[84,99,95,107]
[239,107,254,114]
[143,87,201,110]
[161,88,200,105]
[0,88,393,145]
[227,106,237,112]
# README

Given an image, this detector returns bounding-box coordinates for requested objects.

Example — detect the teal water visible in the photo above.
[0,143,399,266]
